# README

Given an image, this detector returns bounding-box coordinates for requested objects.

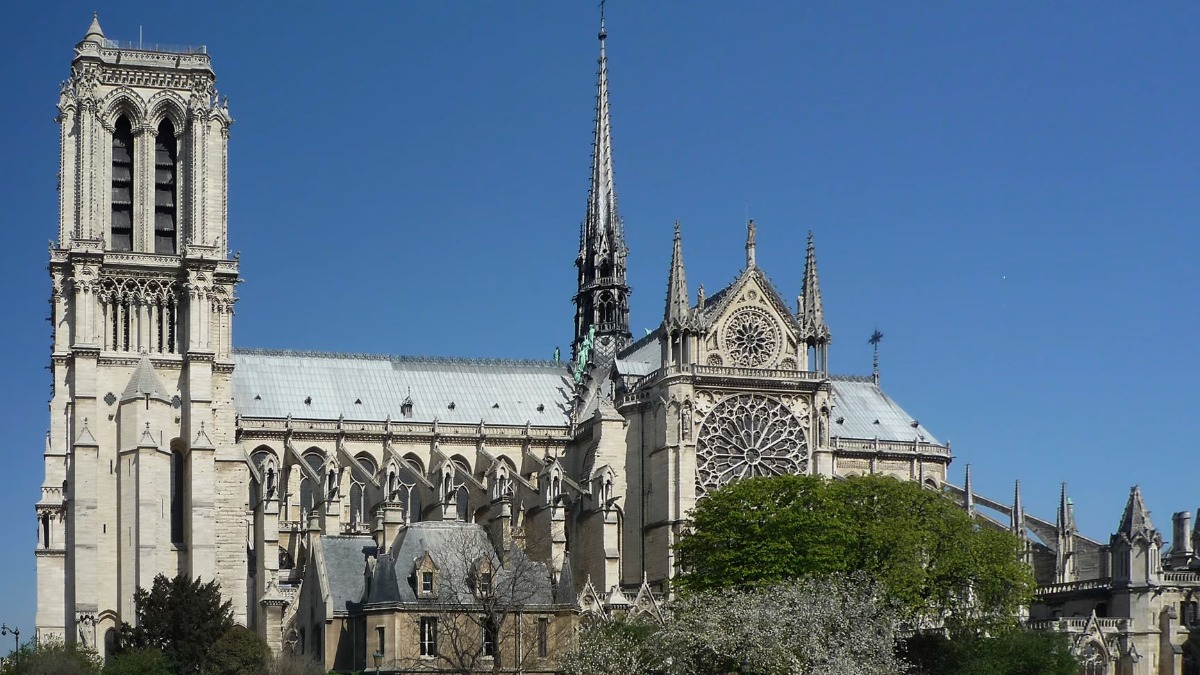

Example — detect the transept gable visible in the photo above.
[697,269,802,370]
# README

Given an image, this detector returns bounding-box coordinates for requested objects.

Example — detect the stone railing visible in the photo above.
[622,363,825,399]
[830,436,951,456]
[238,416,572,441]
[103,39,207,54]
[1035,578,1112,596]
[1028,616,1127,631]
[1163,571,1200,583]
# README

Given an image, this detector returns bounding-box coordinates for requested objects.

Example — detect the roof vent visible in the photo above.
[355,398,363,405]
[836,416,844,425]
[448,402,456,410]
[253,394,262,401]
[304,396,312,405]
[910,420,919,428]
[873,419,880,425]
[537,404,545,413]
[492,403,500,409]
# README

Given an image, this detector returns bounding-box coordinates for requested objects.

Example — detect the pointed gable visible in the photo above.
[1118,485,1158,542]
[697,267,802,369]
[120,355,171,403]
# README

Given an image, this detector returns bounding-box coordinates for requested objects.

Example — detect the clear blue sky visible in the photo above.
[1,2,1197,634]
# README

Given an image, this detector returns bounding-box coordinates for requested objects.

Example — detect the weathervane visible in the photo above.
[869,329,884,385]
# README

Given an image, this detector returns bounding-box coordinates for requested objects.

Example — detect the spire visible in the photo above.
[1011,479,1025,534]
[963,464,975,516]
[665,221,689,326]
[83,12,105,43]
[1118,485,1156,539]
[745,219,756,268]
[120,355,171,404]
[572,6,630,368]
[800,231,831,373]
[1056,483,1076,533]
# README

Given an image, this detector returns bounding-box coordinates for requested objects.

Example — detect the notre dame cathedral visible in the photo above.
[36,13,1199,675]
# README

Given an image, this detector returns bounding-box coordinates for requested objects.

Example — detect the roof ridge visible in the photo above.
[830,373,876,383]
[233,347,567,368]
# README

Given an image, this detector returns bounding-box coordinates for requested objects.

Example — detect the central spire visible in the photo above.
[573,5,631,369]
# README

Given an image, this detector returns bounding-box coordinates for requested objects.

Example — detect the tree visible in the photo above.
[675,474,1035,624]
[102,648,172,675]
[205,626,271,675]
[0,640,100,675]
[559,619,660,675]
[900,628,1080,675]
[117,573,236,673]
[561,575,904,675]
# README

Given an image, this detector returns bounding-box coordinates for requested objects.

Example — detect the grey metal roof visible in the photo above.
[829,376,941,445]
[318,535,377,615]
[368,521,556,607]
[232,349,572,426]
[121,355,171,403]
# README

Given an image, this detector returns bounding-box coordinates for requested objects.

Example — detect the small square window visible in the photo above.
[422,571,434,593]
[479,571,492,596]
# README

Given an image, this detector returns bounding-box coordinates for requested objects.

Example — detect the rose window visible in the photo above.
[696,394,808,496]
[723,307,780,367]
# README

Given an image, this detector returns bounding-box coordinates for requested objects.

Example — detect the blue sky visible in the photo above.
[1,2,1198,634]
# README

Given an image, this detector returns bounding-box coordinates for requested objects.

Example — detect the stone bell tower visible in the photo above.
[37,14,241,651]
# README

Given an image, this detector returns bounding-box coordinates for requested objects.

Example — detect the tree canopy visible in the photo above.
[674,474,1035,623]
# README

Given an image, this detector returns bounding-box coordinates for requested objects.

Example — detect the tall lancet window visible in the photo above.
[154,120,178,254]
[110,116,135,251]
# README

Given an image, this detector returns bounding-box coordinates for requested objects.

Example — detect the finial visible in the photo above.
[745,219,756,268]
[84,12,105,43]
[673,219,680,239]
[599,0,607,40]
[869,329,883,385]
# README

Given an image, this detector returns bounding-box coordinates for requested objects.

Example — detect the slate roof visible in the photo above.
[829,376,940,445]
[232,349,573,426]
[367,521,557,607]
[318,535,377,615]
[121,355,171,403]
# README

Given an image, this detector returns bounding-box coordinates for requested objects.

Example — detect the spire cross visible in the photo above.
[868,329,883,384]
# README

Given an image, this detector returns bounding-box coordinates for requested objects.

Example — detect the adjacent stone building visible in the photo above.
[41,12,1187,675]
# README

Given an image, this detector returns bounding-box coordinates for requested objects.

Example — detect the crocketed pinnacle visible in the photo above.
[963,464,975,516]
[1011,479,1025,534]
[1118,485,1156,539]
[582,14,622,263]
[664,221,689,326]
[800,231,830,342]
[1057,482,1076,533]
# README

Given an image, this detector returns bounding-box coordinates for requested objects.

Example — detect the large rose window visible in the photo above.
[723,307,780,367]
[696,394,808,496]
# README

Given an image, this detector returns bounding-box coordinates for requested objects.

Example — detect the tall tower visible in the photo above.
[572,12,631,368]
[38,15,240,650]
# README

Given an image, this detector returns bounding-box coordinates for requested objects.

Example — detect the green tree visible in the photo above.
[0,640,100,675]
[675,474,1035,624]
[118,573,236,673]
[559,619,660,675]
[205,626,270,675]
[900,629,1079,675]
[102,648,173,675]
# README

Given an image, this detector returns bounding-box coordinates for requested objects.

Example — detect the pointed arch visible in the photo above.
[145,90,188,130]
[99,87,146,129]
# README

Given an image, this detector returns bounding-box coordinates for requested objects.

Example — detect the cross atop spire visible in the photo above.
[573,4,631,368]
[664,221,689,326]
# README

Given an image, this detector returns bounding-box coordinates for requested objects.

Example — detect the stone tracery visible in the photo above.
[722,306,780,367]
[695,394,808,496]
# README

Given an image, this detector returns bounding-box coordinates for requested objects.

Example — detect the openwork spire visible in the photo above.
[800,231,829,341]
[664,221,689,326]
[572,7,630,368]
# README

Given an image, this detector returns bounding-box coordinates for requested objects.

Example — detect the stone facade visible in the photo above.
[40,13,1110,674]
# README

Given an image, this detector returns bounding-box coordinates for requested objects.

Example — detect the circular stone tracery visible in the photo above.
[723,307,780,367]
[696,394,808,497]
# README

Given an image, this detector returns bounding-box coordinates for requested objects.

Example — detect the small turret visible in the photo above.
[799,231,831,373]
[664,221,689,327]
[1169,511,1193,569]
[1111,485,1163,588]
[82,12,105,44]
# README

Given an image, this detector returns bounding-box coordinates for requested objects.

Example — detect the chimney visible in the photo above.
[1170,511,1194,568]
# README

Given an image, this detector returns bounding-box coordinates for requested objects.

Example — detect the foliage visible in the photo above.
[266,653,326,675]
[0,639,101,675]
[118,573,235,673]
[658,575,906,675]
[675,474,1035,624]
[559,619,660,675]
[562,575,904,675]
[205,626,270,675]
[900,628,1080,675]
[102,648,173,675]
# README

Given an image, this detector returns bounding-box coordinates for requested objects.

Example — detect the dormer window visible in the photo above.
[479,571,492,597]
[415,553,439,599]
[110,116,134,251]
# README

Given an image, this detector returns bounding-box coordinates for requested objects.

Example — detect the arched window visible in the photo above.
[154,119,178,254]
[399,456,425,522]
[110,116,134,251]
[249,449,275,508]
[456,486,470,523]
[1080,641,1107,675]
[170,449,186,543]
[299,453,324,522]
[350,456,376,530]
[41,513,51,549]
